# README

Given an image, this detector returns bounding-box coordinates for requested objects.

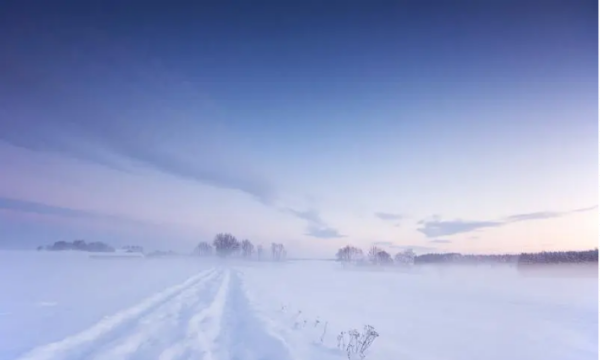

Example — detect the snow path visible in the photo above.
[214,270,294,360]
[15,268,219,360]
[14,267,339,360]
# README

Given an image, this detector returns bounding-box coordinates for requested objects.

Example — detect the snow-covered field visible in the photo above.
[0,251,597,360]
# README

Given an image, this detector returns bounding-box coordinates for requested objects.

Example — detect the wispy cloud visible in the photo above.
[0,197,95,219]
[111,143,275,204]
[572,205,599,213]
[0,196,152,229]
[0,197,201,250]
[417,205,598,238]
[418,218,502,238]
[431,239,451,244]
[505,205,599,223]
[285,208,345,239]
[0,46,275,204]
[286,209,323,225]
[374,212,403,221]
[306,226,345,239]
[503,211,562,222]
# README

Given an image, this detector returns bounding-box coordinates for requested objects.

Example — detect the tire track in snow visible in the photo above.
[160,269,297,360]
[213,270,295,360]
[157,269,231,360]
[15,268,218,360]
[16,267,343,360]
[88,269,225,360]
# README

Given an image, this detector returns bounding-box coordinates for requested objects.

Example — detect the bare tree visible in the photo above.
[213,233,240,257]
[368,246,382,264]
[336,246,364,262]
[195,241,213,256]
[376,250,393,265]
[394,249,415,266]
[271,243,286,261]
[241,239,254,258]
[368,246,393,265]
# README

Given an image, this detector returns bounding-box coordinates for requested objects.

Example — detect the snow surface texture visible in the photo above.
[1,251,597,360]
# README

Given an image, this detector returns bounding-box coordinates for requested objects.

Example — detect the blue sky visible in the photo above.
[0,1,597,257]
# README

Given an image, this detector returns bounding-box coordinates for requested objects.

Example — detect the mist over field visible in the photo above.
[1,250,596,360]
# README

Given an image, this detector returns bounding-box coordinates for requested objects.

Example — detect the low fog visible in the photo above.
[1,250,597,360]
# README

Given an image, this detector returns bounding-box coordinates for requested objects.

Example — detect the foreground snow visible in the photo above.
[1,252,597,360]
[8,266,340,360]
[242,262,598,360]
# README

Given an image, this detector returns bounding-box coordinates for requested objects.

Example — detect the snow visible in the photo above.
[1,251,597,360]
[0,251,211,359]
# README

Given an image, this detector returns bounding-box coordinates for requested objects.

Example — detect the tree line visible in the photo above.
[336,245,415,266]
[336,245,598,266]
[38,240,116,253]
[194,233,287,261]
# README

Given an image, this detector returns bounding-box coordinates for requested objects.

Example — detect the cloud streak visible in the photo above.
[374,212,403,221]
[306,226,345,239]
[418,218,502,238]
[285,208,345,239]
[0,197,202,251]
[504,211,562,222]
[0,196,194,248]
[0,196,154,230]
[0,197,95,219]
[0,197,162,228]
[0,42,276,204]
[418,205,598,238]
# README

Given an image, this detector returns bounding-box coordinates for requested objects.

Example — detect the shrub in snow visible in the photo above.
[337,325,379,359]
[280,305,376,357]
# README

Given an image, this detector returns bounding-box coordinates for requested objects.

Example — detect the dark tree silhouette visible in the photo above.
[43,240,115,252]
[241,239,254,258]
[271,243,286,261]
[365,246,393,265]
[375,250,393,264]
[332,245,598,267]
[213,233,240,257]
[336,246,363,262]
[394,249,415,265]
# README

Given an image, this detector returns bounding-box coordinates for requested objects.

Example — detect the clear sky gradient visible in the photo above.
[0,1,597,257]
